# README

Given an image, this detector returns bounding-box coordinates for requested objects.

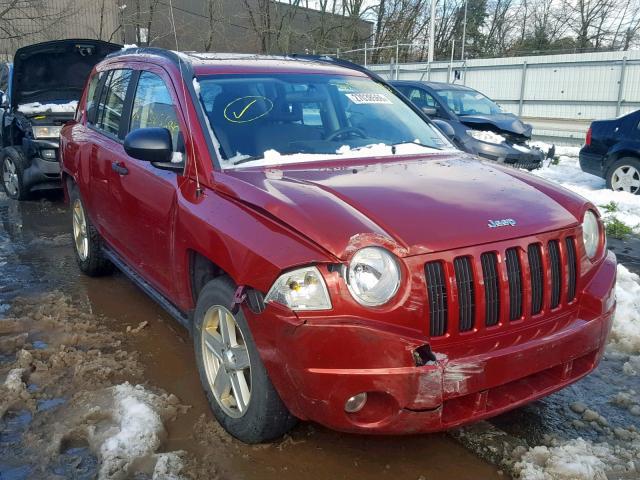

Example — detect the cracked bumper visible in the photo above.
[248,251,616,435]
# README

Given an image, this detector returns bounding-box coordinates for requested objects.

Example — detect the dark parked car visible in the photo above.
[580,110,640,194]
[0,39,120,200]
[61,49,615,443]
[392,80,548,170]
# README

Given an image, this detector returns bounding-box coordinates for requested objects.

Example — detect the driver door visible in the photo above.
[107,66,185,298]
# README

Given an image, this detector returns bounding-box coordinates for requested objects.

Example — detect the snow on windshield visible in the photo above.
[18,101,78,114]
[222,142,451,169]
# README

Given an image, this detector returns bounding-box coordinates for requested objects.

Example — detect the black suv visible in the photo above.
[1,39,120,200]
[580,110,640,194]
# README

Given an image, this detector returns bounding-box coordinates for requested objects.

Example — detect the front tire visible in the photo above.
[1,147,29,200]
[606,157,640,194]
[69,186,113,276]
[193,277,296,443]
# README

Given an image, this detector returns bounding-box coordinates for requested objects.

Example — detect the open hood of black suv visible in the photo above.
[11,39,121,108]
[458,113,533,139]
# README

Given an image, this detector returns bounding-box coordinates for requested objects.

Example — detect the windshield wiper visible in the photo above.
[231,155,263,166]
[390,140,441,153]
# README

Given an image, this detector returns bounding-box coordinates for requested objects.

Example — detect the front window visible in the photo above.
[129,71,182,153]
[434,89,502,116]
[195,73,452,169]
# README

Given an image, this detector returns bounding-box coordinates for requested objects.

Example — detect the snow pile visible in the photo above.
[529,146,640,233]
[609,264,640,355]
[469,130,506,144]
[84,383,185,480]
[223,143,451,169]
[18,101,78,114]
[514,437,635,480]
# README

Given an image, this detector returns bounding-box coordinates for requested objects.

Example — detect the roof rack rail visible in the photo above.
[107,46,185,67]
[287,53,387,83]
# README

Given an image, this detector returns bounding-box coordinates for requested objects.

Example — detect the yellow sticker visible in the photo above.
[34,115,46,120]
[223,96,273,123]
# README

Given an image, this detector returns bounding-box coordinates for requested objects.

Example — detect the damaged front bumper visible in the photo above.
[465,138,546,171]
[21,137,61,191]
[246,250,616,434]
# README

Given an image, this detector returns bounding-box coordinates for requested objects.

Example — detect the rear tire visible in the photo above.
[1,147,29,200]
[69,185,113,276]
[606,157,640,195]
[193,277,297,443]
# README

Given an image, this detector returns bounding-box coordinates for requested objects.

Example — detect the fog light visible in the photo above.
[344,392,367,413]
[41,149,56,160]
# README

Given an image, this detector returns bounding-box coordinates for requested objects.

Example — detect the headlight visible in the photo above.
[467,129,505,145]
[582,210,601,259]
[265,266,331,311]
[32,126,62,139]
[346,247,400,306]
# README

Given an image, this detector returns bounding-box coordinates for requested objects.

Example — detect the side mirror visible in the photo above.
[432,119,456,139]
[421,106,437,116]
[124,127,183,172]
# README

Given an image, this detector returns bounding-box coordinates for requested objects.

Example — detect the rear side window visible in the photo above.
[96,69,132,137]
[404,87,437,109]
[84,71,104,124]
[129,71,181,151]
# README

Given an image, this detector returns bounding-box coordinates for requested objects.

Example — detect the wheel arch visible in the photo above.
[189,249,228,304]
[606,144,640,168]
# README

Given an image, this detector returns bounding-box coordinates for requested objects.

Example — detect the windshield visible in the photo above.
[195,73,452,169]
[433,89,502,116]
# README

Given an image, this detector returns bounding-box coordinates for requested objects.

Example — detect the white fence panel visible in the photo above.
[368,51,640,143]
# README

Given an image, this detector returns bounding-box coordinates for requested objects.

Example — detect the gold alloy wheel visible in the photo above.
[2,158,19,197]
[201,305,252,418]
[72,198,89,261]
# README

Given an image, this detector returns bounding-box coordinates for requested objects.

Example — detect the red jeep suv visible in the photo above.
[60,48,617,443]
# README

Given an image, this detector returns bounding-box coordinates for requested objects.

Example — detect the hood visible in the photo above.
[12,39,121,108]
[459,113,532,138]
[219,154,586,260]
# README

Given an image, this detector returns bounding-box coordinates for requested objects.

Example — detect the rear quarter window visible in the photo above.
[95,69,132,138]
[84,71,104,124]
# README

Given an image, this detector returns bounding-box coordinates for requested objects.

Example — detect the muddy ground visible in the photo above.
[1,191,639,479]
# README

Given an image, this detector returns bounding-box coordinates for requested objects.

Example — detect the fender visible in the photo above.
[172,184,336,311]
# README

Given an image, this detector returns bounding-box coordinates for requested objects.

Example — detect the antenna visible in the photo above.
[168,0,202,197]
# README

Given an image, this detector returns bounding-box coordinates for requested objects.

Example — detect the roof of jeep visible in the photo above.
[110,48,369,77]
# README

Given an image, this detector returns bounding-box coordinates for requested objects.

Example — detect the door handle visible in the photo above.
[111,161,129,175]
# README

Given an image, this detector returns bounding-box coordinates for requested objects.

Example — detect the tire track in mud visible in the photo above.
[1,192,503,480]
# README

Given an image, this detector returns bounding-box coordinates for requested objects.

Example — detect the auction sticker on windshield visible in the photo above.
[346,93,393,105]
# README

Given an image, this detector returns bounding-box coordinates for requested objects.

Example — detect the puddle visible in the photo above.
[0,191,503,479]
[37,397,66,412]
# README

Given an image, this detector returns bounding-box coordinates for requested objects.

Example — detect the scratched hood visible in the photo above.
[221,154,586,259]
[459,113,532,138]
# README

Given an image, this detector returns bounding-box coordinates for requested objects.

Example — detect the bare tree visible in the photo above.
[242,0,272,53]
[0,0,76,51]
[204,0,224,51]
